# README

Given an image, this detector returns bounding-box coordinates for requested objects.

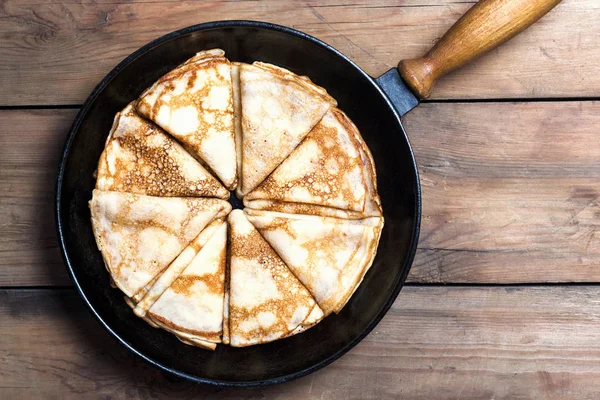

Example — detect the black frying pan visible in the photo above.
[56,0,560,387]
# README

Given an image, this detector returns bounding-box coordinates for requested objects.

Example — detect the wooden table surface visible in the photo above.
[1,0,599,398]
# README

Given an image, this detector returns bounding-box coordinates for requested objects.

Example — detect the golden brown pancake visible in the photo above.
[133,218,225,317]
[89,190,231,297]
[245,209,384,315]
[227,210,318,346]
[244,109,382,219]
[96,103,228,198]
[145,220,227,343]
[245,108,368,212]
[236,62,337,196]
[137,49,237,189]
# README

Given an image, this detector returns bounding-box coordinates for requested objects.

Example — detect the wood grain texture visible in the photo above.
[405,101,600,283]
[1,1,598,398]
[2,287,600,399]
[1,102,598,286]
[0,0,598,105]
[399,0,563,99]
[0,109,75,286]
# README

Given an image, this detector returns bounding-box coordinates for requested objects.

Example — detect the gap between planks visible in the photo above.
[5,282,600,291]
[3,96,600,111]
[2,286,600,399]
[0,0,598,104]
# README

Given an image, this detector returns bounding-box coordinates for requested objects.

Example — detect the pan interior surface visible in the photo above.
[57,21,420,386]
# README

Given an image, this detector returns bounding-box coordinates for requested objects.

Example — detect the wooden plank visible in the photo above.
[0,109,76,286]
[2,286,600,399]
[403,101,600,283]
[1,101,599,286]
[0,0,597,105]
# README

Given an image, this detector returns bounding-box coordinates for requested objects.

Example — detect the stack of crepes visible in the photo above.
[89,49,384,350]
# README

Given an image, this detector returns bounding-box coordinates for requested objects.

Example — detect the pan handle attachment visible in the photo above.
[398,0,562,99]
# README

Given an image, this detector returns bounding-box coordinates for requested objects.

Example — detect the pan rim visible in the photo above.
[55,19,422,388]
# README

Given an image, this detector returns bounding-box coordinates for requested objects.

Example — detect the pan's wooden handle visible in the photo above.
[398,0,562,99]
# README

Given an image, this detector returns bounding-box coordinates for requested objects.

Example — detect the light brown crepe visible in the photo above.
[227,210,318,347]
[89,190,230,297]
[146,220,227,343]
[124,297,218,350]
[133,218,225,316]
[245,209,383,315]
[96,103,228,199]
[237,62,336,196]
[244,109,382,218]
[244,108,368,212]
[137,49,237,189]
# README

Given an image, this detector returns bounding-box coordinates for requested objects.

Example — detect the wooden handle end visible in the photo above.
[398,58,437,100]
[397,0,562,100]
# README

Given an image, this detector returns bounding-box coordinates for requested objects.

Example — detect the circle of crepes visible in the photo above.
[92,57,383,349]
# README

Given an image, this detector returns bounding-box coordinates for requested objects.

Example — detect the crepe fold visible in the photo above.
[245,209,384,316]
[137,49,238,190]
[89,190,230,298]
[227,210,319,347]
[146,220,227,343]
[244,107,382,219]
[235,62,337,196]
[96,103,228,199]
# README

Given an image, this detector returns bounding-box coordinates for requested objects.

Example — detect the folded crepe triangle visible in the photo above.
[132,218,225,317]
[144,219,227,344]
[137,49,238,190]
[245,209,384,316]
[227,210,318,347]
[222,258,322,344]
[89,190,231,298]
[245,108,368,212]
[244,109,382,219]
[96,103,229,199]
[236,62,337,196]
